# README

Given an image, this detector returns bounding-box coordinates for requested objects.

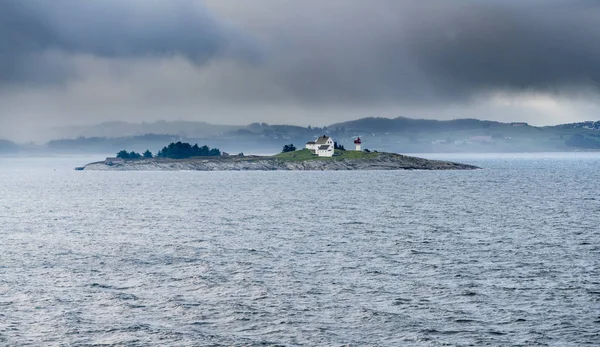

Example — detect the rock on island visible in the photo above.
[81,149,479,171]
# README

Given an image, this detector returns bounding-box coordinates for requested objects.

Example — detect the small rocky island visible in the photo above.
[80,148,479,171]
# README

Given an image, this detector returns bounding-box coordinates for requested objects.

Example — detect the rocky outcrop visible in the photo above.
[81,153,479,171]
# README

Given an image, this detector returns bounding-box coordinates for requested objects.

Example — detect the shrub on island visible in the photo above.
[282,144,297,153]
[116,150,142,159]
[334,142,345,150]
[157,142,221,159]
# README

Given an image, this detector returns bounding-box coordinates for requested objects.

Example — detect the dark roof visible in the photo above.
[318,145,330,150]
[315,136,330,144]
[306,141,316,144]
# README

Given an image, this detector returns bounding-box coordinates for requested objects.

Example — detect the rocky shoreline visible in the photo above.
[81,152,480,171]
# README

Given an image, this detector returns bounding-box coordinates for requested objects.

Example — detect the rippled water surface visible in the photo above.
[1,154,599,346]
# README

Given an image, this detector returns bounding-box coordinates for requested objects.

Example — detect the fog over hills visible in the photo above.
[328,117,506,134]
[0,139,18,153]
[3,116,600,156]
[53,121,241,140]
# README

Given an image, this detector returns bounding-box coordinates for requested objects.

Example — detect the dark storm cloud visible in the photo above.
[405,1,600,97]
[0,0,256,84]
[2,0,600,114]
[257,0,600,105]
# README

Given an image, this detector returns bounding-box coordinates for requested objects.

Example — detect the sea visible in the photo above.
[0,153,598,346]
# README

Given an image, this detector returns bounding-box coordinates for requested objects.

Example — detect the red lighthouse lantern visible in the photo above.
[354,137,362,151]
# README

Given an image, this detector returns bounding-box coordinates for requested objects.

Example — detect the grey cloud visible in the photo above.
[406,1,600,96]
[3,0,600,101]
[0,0,257,84]
[249,0,600,106]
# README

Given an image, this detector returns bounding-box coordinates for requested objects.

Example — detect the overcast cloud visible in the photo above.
[1,0,600,140]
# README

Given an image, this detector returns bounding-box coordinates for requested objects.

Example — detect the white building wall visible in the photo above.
[307,136,335,156]
[316,146,334,157]
[317,151,333,157]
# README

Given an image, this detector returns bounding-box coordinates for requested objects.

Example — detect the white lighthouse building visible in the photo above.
[354,137,362,151]
[306,135,335,157]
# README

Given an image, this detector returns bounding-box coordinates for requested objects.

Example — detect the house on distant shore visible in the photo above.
[468,136,492,143]
[306,135,334,157]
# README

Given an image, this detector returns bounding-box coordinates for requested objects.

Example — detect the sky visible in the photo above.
[1,0,600,141]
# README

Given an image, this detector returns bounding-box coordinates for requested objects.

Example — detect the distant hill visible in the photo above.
[53,121,242,139]
[231,117,600,152]
[16,116,600,154]
[0,139,18,153]
[328,116,506,133]
[46,134,184,154]
[325,116,600,152]
[551,121,600,131]
[43,133,292,155]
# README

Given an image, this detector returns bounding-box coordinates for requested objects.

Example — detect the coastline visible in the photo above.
[80,152,480,171]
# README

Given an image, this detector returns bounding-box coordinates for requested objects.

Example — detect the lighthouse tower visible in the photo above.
[354,137,362,151]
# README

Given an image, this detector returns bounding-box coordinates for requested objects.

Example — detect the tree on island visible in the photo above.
[143,150,153,158]
[334,142,345,150]
[156,142,221,159]
[116,150,129,159]
[282,144,297,153]
[117,150,142,159]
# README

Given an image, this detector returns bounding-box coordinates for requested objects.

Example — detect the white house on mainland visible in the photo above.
[306,135,334,157]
